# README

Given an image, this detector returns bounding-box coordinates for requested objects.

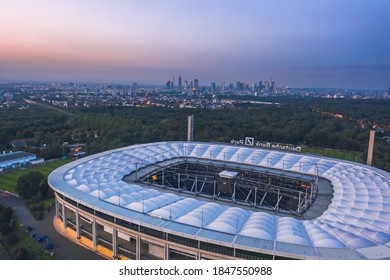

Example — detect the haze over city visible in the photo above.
[1,0,389,89]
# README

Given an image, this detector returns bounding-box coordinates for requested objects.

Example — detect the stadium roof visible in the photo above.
[48,141,390,259]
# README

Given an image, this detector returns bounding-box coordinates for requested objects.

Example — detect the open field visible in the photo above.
[0,159,72,193]
[302,147,363,163]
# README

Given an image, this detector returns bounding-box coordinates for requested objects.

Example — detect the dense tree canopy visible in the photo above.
[0,98,389,171]
[0,204,14,234]
[15,171,46,199]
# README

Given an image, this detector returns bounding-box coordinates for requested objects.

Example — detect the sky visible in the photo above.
[0,0,389,89]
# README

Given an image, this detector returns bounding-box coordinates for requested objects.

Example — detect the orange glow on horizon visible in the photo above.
[0,34,187,72]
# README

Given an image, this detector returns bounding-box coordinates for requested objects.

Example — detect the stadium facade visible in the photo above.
[48,141,390,260]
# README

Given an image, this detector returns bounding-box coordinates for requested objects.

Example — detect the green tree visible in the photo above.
[15,171,45,199]
[0,205,13,234]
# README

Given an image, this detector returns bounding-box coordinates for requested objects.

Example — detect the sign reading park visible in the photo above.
[230,137,302,152]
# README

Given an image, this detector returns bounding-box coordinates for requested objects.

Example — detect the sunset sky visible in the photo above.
[0,0,389,89]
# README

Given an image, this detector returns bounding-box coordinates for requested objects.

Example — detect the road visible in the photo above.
[24,98,75,117]
[0,193,104,260]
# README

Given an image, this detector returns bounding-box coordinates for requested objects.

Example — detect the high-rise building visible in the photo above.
[166,80,171,89]
[194,79,199,91]
[271,79,276,94]
[172,77,175,89]
[132,82,138,94]
[221,80,225,93]
[211,82,216,92]
[229,83,234,92]
[258,81,263,93]
[236,81,244,91]
[178,76,182,90]
[184,80,189,91]
[264,81,270,93]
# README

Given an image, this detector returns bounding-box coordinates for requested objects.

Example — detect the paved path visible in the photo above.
[0,193,104,260]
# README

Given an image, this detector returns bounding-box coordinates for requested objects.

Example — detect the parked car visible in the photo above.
[44,235,53,249]
[32,232,43,242]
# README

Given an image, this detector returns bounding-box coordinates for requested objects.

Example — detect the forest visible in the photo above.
[0,97,389,172]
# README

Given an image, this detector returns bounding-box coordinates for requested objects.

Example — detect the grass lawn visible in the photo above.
[0,160,68,259]
[302,147,363,163]
[0,159,72,193]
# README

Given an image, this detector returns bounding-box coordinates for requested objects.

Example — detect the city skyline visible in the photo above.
[1,0,390,89]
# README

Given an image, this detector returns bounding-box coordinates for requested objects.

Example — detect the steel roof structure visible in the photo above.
[48,141,390,259]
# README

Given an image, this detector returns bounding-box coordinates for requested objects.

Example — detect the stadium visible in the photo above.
[48,141,390,260]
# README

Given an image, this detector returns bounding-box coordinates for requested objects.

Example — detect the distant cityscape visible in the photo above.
[0,79,389,110]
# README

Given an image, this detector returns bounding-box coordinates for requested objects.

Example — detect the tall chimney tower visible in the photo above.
[187,114,194,142]
[367,130,375,166]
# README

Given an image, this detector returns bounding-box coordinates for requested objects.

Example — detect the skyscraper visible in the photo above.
[194,79,199,91]
[271,79,276,94]
[132,82,138,94]
[258,81,263,93]
[211,82,216,92]
[264,81,270,93]
[252,83,257,93]
[236,81,244,91]
[221,80,225,93]
[178,76,182,90]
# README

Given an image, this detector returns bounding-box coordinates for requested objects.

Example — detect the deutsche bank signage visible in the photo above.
[244,137,254,146]
[231,137,302,152]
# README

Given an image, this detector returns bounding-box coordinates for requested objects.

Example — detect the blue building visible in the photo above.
[0,151,37,171]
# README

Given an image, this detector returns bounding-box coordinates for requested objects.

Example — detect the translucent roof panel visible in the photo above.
[126,193,180,213]
[239,212,276,241]
[276,217,313,246]
[149,198,203,220]
[175,202,226,228]
[206,207,250,235]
